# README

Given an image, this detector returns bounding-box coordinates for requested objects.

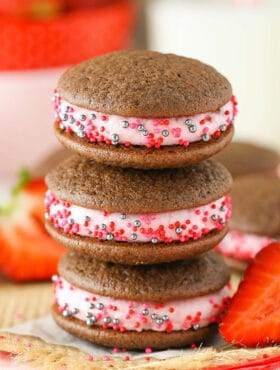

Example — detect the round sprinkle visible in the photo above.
[68,218,74,225]
[89,303,95,309]
[156,318,164,325]
[86,318,94,326]
[97,303,104,310]
[120,213,126,220]
[111,133,119,144]
[90,113,96,120]
[106,233,114,241]
[151,313,158,320]
[103,316,111,324]
[78,124,85,131]
[175,227,183,234]
[142,309,149,316]
[220,205,226,212]
[80,114,86,121]
[62,310,71,317]
[151,238,158,244]
[219,124,227,132]
[185,119,192,126]
[86,312,93,318]
[137,124,144,131]
[72,308,79,314]
[69,116,75,124]
[77,131,85,138]
[201,134,210,142]
[143,130,149,136]
[61,114,68,121]
[59,123,65,131]
[162,129,169,137]
[121,120,129,128]
[84,216,91,222]
[101,223,107,230]
[162,315,169,321]
[211,214,218,221]
[51,274,59,282]
[113,318,119,324]
[192,324,200,331]
[230,120,234,125]
[219,218,226,225]
[189,125,197,133]
[134,220,141,227]
[130,233,137,241]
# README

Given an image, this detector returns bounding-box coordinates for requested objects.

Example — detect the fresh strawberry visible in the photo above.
[220,242,280,347]
[0,170,65,282]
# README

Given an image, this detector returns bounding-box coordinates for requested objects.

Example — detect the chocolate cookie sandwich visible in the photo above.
[216,175,280,270]
[45,156,232,264]
[53,50,237,169]
[52,251,231,349]
[213,141,280,178]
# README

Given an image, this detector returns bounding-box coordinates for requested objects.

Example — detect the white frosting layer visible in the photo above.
[45,191,231,243]
[216,230,277,260]
[53,94,237,147]
[54,277,231,332]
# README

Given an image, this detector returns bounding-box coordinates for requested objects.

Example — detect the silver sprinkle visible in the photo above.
[192,323,200,331]
[90,113,96,120]
[130,233,137,241]
[103,316,111,324]
[62,310,71,317]
[185,119,192,126]
[78,124,85,130]
[86,312,93,318]
[201,134,210,142]
[211,214,218,221]
[219,218,226,225]
[80,114,86,121]
[156,318,164,325]
[59,123,66,131]
[142,309,149,316]
[151,238,158,244]
[106,233,114,241]
[45,213,50,220]
[230,120,234,125]
[68,218,74,225]
[77,131,85,138]
[162,315,169,321]
[162,129,169,137]
[64,105,70,112]
[86,318,94,326]
[69,116,75,124]
[121,120,129,128]
[89,303,95,309]
[72,308,79,314]
[61,114,68,121]
[189,125,197,133]
[84,216,91,222]
[113,318,119,325]
[220,205,226,212]
[120,213,126,220]
[151,313,158,320]
[219,124,227,132]
[143,130,149,136]
[111,133,119,144]
[137,124,145,131]
[101,223,107,230]
[134,220,141,227]
[55,113,60,120]
[51,274,58,282]
[175,227,183,234]
[96,303,104,310]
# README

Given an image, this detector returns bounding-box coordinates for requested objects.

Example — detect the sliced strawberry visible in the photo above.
[220,242,280,347]
[0,171,65,282]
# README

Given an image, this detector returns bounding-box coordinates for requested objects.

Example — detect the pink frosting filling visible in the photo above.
[45,191,231,243]
[216,230,278,260]
[54,277,231,332]
[53,93,238,148]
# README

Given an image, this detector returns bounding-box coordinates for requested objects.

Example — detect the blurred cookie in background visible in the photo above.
[216,175,280,271]
[32,148,71,178]
[213,141,280,178]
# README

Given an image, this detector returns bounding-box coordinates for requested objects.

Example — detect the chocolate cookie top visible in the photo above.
[59,251,230,301]
[213,141,280,178]
[230,175,280,237]
[57,50,232,118]
[46,156,232,213]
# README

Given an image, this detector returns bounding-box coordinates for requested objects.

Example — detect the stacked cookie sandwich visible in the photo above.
[45,50,238,349]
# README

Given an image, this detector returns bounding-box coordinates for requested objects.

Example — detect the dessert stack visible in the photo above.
[45,50,238,349]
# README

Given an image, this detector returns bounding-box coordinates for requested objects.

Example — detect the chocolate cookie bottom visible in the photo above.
[54,122,234,169]
[46,221,228,264]
[52,305,216,350]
